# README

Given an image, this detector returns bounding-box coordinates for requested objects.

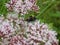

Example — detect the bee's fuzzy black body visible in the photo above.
[25,16,36,22]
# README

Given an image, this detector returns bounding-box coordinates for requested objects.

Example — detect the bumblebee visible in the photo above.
[25,16,36,22]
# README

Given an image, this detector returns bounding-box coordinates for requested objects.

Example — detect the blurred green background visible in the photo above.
[0,0,60,44]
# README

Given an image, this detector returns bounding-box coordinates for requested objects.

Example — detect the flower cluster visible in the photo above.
[0,14,26,38]
[0,17,58,45]
[26,21,58,45]
[6,0,39,15]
